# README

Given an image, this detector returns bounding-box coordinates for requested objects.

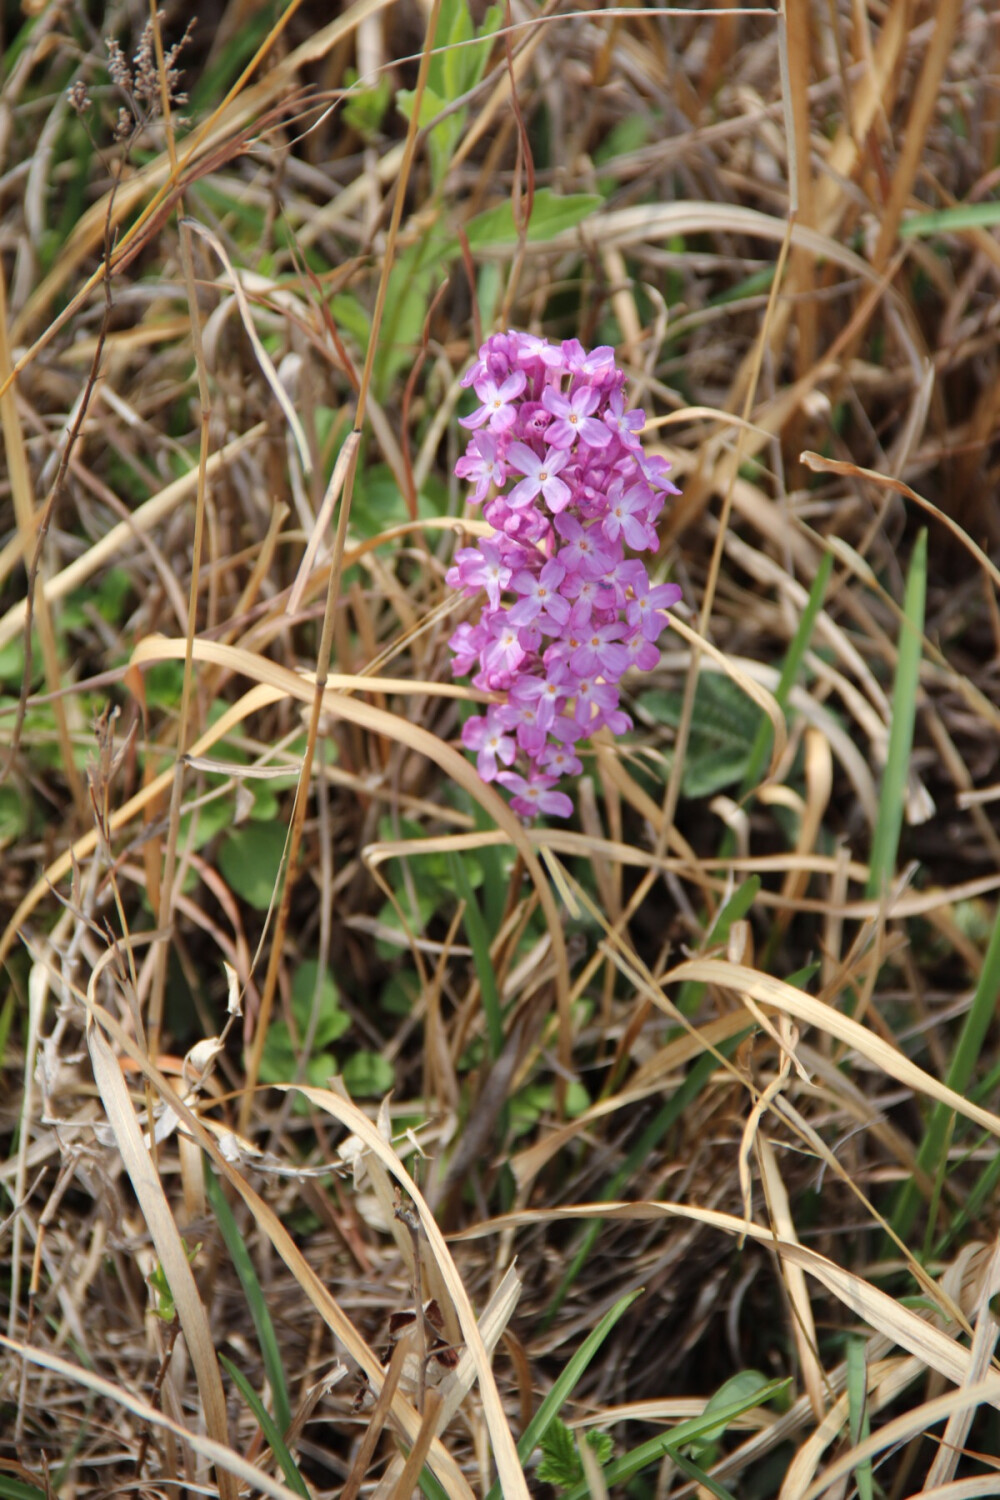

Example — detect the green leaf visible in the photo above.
[396,85,462,188]
[205,1164,293,1438]
[0,639,26,687]
[0,1479,48,1500]
[561,1379,790,1500]
[901,201,1000,238]
[845,1336,873,1500]
[686,1370,771,1458]
[290,959,347,1050]
[217,822,288,910]
[641,673,767,798]
[537,1418,580,1488]
[463,190,602,250]
[536,1421,614,1492]
[0,784,29,841]
[342,1050,394,1096]
[220,1355,310,1500]
[866,528,926,900]
[449,850,502,1058]
[663,1450,739,1500]
[343,69,392,139]
[894,890,1000,1245]
[484,1288,643,1500]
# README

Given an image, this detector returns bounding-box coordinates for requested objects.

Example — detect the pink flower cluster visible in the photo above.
[447,331,681,820]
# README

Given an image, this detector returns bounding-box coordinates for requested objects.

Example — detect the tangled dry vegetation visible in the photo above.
[2,1,1000,1496]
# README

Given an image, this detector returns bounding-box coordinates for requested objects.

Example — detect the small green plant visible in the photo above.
[536,1417,613,1493]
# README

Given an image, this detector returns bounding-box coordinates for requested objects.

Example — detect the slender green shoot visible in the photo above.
[865,529,927,899]
[219,1355,309,1500]
[205,1163,293,1437]
[893,895,1000,1243]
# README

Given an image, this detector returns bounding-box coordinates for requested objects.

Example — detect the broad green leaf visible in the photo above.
[686,1369,771,1457]
[0,785,29,842]
[217,822,288,910]
[290,960,345,1046]
[642,673,767,798]
[342,1050,394,1096]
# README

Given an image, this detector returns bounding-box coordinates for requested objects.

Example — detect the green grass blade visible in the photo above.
[561,1379,789,1500]
[0,1480,48,1500]
[893,894,1000,1243]
[741,547,834,796]
[901,201,1000,237]
[484,1288,644,1500]
[205,1163,293,1437]
[449,850,503,1059]
[219,1354,310,1500]
[845,1335,873,1500]
[865,529,927,899]
[663,1450,739,1500]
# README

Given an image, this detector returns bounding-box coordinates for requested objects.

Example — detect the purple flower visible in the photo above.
[604,391,645,448]
[446,329,681,820]
[446,539,511,610]
[570,619,629,681]
[542,385,612,449]
[497,770,574,821]
[460,371,527,432]
[602,480,656,550]
[507,560,570,628]
[506,442,572,511]
[623,563,684,640]
[462,709,516,781]
[554,513,615,578]
[455,432,507,501]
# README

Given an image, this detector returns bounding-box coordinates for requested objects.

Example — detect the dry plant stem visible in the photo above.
[341,1338,410,1500]
[240,0,444,1134]
[395,1196,428,1412]
[390,1390,444,1500]
[133,1315,181,1482]
[147,6,213,1074]
[498,0,536,329]
[0,264,87,817]
[1,0,319,368]
[604,221,799,946]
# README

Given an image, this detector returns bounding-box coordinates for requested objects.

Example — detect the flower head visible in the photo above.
[449,330,681,819]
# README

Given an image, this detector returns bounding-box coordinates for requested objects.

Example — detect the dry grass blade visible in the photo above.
[4,3,1000,1495]
[453,1201,1000,1397]
[663,960,1000,1139]
[84,977,236,1500]
[0,424,266,651]
[128,631,572,1076]
[0,1332,309,1500]
[283,1084,530,1500]
[84,1000,477,1500]
[180,218,311,476]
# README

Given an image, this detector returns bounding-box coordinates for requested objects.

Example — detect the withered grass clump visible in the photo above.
[2,3,1000,1498]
